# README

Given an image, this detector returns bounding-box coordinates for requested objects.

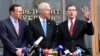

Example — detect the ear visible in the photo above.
[11,11,14,14]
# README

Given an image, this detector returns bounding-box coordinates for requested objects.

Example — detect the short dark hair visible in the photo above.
[66,5,77,11]
[9,4,21,14]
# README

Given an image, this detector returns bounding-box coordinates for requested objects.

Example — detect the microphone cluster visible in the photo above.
[21,36,85,56]
[22,45,84,56]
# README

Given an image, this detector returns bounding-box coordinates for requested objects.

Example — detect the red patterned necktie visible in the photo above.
[70,20,74,37]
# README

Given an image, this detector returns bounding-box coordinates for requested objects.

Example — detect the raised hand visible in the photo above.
[81,6,91,20]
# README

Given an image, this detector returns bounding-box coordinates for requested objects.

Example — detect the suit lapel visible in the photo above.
[64,20,71,38]
[8,18,18,36]
[36,18,45,37]
[46,19,51,38]
[18,20,23,37]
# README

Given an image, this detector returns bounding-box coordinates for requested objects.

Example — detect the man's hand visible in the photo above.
[81,6,91,20]
[16,48,22,56]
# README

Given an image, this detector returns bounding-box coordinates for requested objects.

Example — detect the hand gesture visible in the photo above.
[81,6,91,20]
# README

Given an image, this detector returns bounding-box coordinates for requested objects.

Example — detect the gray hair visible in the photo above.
[38,2,50,11]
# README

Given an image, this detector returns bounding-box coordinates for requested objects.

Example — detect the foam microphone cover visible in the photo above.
[43,48,49,55]
[57,45,63,50]
[22,47,28,53]
[34,36,43,45]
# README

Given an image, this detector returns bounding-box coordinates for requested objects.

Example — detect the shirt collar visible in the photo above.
[10,16,18,22]
[39,16,46,22]
[68,18,76,24]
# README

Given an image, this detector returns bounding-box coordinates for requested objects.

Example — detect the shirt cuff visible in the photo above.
[87,20,92,23]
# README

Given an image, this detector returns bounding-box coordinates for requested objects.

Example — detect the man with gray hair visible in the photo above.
[27,2,57,54]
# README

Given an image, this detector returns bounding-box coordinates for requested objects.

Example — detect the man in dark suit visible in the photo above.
[0,4,27,56]
[58,5,94,56]
[27,2,57,49]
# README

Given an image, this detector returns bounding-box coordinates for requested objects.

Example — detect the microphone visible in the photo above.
[43,48,49,56]
[29,36,43,52]
[64,49,70,56]
[75,46,85,56]
[34,36,43,46]
[75,49,82,56]
[76,46,85,53]
[52,50,58,56]
[57,45,63,56]
[38,48,43,56]
[22,47,28,56]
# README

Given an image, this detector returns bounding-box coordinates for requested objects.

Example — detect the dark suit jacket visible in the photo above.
[58,19,94,55]
[0,18,27,56]
[27,18,57,49]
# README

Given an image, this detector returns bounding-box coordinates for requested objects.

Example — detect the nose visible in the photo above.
[70,11,73,14]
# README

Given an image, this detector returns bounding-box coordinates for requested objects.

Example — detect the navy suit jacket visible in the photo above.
[27,18,57,49]
[58,19,94,55]
[0,18,27,56]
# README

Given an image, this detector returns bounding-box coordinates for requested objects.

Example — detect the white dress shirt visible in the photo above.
[68,18,76,31]
[10,16,19,35]
[39,16,47,27]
